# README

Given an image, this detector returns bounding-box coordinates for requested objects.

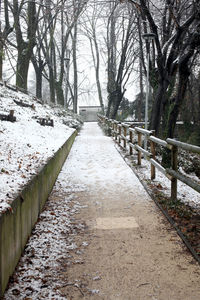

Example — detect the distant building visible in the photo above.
[79,106,102,122]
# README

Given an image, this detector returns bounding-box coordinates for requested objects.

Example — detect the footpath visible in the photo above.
[4,122,200,300]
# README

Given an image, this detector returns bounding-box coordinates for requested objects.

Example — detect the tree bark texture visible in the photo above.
[14,0,37,90]
[72,20,78,113]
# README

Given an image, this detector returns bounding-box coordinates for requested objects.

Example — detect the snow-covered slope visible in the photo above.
[0,85,83,213]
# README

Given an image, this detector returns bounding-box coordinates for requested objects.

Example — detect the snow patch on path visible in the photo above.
[62,122,150,202]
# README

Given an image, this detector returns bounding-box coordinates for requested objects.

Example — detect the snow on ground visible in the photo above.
[2,122,200,298]
[115,142,200,210]
[61,123,148,198]
[3,122,150,299]
[0,85,82,213]
[3,164,88,299]
[136,157,200,209]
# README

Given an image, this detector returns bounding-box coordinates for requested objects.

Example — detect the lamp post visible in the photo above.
[142,33,156,150]
[64,49,70,109]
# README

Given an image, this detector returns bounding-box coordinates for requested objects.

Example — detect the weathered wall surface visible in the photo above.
[0,130,77,297]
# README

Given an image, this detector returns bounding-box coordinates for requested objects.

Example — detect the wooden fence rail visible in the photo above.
[98,114,200,201]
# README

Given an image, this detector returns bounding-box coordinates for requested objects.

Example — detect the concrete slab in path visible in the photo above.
[60,122,200,300]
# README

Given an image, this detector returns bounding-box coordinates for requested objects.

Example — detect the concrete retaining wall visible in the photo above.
[0,130,77,297]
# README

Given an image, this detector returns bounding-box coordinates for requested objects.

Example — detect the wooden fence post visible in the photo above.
[105,118,108,128]
[108,119,110,133]
[150,131,156,180]
[171,145,178,201]
[138,132,142,165]
[118,125,121,146]
[115,123,118,141]
[123,126,127,149]
[129,129,133,155]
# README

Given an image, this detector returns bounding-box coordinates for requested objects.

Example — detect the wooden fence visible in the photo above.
[98,114,200,201]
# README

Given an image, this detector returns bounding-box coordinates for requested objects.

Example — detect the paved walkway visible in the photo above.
[4,122,200,300]
[58,123,200,300]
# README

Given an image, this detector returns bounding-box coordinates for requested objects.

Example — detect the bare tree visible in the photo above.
[10,0,39,89]
[106,1,138,119]
[0,0,13,81]
[37,0,88,107]
[81,3,105,112]
[127,0,200,138]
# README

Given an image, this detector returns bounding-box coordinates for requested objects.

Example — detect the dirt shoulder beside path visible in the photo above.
[58,123,200,300]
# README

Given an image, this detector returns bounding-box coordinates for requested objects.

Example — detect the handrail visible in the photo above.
[150,159,172,180]
[167,138,200,154]
[135,145,151,158]
[98,114,200,201]
[149,136,172,150]
[167,169,200,193]
[135,127,153,136]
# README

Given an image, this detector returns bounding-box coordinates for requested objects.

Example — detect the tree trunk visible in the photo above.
[35,61,44,99]
[198,74,200,126]
[14,0,37,90]
[96,72,104,113]
[138,59,144,122]
[36,73,42,99]
[65,59,70,108]
[32,49,46,100]
[167,73,189,138]
[150,78,169,135]
[106,7,116,118]
[0,0,13,81]
[111,88,124,119]
[32,61,43,99]
[16,43,30,90]
[0,40,3,81]
[92,35,104,113]
[72,20,78,114]
[48,36,56,103]
[55,81,64,106]
[49,66,55,103]
[106,94,113,118]
[162,59,190,167]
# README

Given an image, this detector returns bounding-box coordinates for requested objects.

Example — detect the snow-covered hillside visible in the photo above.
[0,85,83,213]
